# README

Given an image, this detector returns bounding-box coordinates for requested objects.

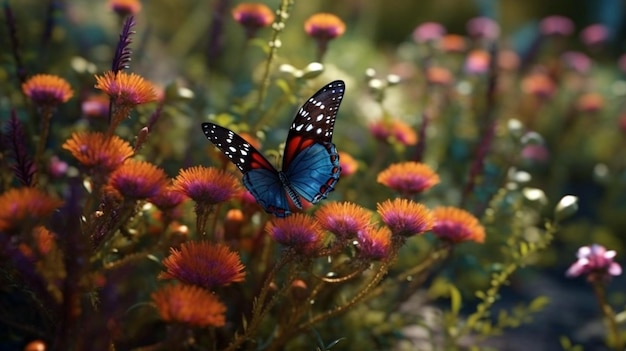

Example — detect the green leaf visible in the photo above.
[529,296,550,311]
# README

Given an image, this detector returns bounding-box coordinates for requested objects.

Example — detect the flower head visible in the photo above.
[0,188,63,233]
[159,241,246,290]
[149,185,187,211]
[377,162,440,196]
[369,119,417,146]
[22,74,74,107]
[566,244,622,283]
[315,202,372,240]
[540,15,574,36]
[173,166,239,205]
[466,17,499,40]
[266,214,325,255]
[562,51,591,74]
[338,151,358,177]
[94,71,157,107]
[576,92,604,113]
[464,49,490,74]
[357,226,392,261]
[580,24,609,47]
[109,0,141,16]
[377,199,433,237]
[432,207,485,244]
[152,284,226,327]
[62,132,134,174]
[413,22,446,43]
[521,72,556,99]
[232,3,274,38]
[425,66,454,86]
[304,13,346,40]
[82,94,110,118]
[439,34,467,53]
[109,159,168,199]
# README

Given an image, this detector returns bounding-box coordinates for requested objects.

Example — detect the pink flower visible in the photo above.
[561,51,592,74]
[566,244,622,283]
[580,24,609,47]
[413,22,446,43]
[540,15,574,36]
[466,17,499,40]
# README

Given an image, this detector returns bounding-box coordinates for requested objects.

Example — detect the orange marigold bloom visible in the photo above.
[304,13,346,40]
[370,119,418,146]
[377,162,440,196]
[377,199,433,237]
[109,159,168,199]
[338,151,358,177]
[152,284,226,327]
[357,226,392,261]
[160,241,246,290]
[94,71,157,107]
[22,74,74,106]
[266,214,324,255]
[109,0,141,15]
[232,3,274,38]
[173,166,239,205]
[62,132,134,173]
[315,202,372,240]
[432,207,485,243]
[0,188,63,233]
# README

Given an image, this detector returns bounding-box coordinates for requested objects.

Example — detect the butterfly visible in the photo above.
[202,80,345,217]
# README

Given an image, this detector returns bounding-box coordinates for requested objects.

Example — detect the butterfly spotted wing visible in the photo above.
[202,80,345,217]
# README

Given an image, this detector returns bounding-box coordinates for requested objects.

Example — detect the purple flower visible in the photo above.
[412,22,446,43]
[540,15,574,36]
[566,244,622,282]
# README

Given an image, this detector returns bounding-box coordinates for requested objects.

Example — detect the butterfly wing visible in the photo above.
[284,142,341,204]
[282,80,345,203]
[201,123,292,216]
[283,80,345,169]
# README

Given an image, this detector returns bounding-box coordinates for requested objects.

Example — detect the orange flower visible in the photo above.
[62,132,134,173]
[0,188,63,233]
[426,66,454,86]
[81,93,110,118]
[357,226,392,260]
[432,207,485,243]
[338,151,358,177]
[232,3,274,38]
[304,13,346,40]
[173,166,239,205]
[266,214,325,255]
[377,162,440,196]
[315,202,372,240]
[521,72,555,99]
[152,284,226,327]
[22,74,74,106]
[109,0,141,15]
[465,49,490,74]
[94,71,157,107]
[576,92,604,113]
[369,119,418,146]
[109,159,168,199]
[377,199,433,237]
[439,34,466,53]
[160,241,246,290]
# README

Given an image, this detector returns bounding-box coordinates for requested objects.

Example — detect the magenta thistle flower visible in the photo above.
[266,214,325,255]
[566,244,622,283]
[412,22,446,43]
[377,199,433,237]
[357,226,392,261]
[315,202,372,241]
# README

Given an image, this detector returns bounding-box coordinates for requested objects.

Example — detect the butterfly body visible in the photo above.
[202,80,345,217]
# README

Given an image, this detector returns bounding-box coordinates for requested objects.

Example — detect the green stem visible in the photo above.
[252,0,294,123]
[592,282,624,351]
[34,106,54,186]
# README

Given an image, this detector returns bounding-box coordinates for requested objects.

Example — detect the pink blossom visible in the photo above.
[566,244,622,282]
